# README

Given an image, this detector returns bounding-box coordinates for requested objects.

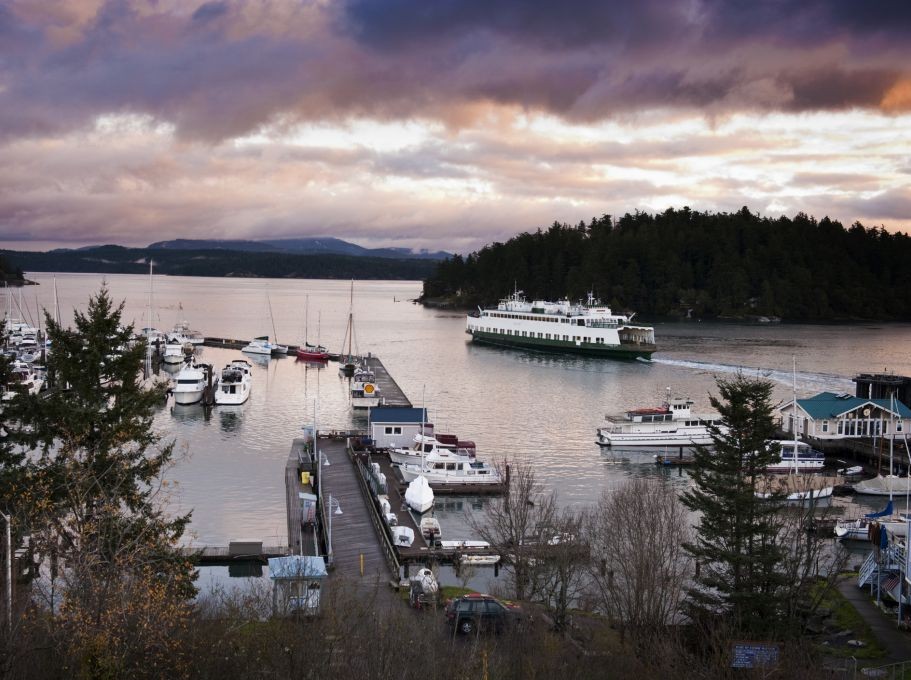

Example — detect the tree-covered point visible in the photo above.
[0,253,25,284]
[421,207,911,321]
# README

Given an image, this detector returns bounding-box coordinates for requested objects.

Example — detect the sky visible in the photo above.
[0,0,909,254]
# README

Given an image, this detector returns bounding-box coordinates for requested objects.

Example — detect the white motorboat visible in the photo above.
[214,359,252,405]
[242,336,275,356]
[391,526,415,547]
[597,392,726,447]
[172,361,211,405]
[754,474,835,501]
[834,500,897,540]
[763,440,826,473]
[2,361,44,401]
[420,516,442,541]
[162,339,186,365]
[170,318,204,345]
[399,450,501,486]
[350,364,382,409]
[389,433,476,466]
[404,475,434,514]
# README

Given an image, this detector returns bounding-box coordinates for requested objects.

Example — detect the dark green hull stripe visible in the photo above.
[467,330,656,359]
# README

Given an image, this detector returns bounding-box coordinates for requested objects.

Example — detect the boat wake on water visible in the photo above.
[650,358,854,392]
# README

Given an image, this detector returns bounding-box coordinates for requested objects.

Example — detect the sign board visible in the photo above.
[731,642,779,669]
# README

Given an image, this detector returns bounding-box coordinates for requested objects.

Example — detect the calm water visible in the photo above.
[20,274,911,554]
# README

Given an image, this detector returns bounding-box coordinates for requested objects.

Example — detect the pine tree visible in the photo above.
[5,286,194,675]
[682,375,789,636]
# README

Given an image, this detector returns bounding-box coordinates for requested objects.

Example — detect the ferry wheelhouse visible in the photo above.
[466,291,656,359]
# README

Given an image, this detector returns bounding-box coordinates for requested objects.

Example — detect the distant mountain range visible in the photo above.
[145,237,451,260]
[2,244,439,281]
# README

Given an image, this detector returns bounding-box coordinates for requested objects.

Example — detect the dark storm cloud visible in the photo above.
[0,0,908,146]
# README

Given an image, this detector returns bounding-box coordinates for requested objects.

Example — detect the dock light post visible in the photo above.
[327,495,342,564]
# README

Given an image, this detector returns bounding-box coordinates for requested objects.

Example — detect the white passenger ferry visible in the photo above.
[597,395,725,447]
[466,291,656,359]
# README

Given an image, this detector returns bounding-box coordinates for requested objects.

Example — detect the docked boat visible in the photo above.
[242,336,276,356]
[405,476,434,514]
[597,394,726,447]
[350,363,382,409]
[755,360,835,502]
[466,290,656,359]
[389,433,476,466]
[170,318,204,345]
[172,360,211,405]
[391,526,415,547]
[398,450,502,486]
[297,343,330,361]
[2,361,44,401]
[420,516,442,541]
[297,297,329,361]
[834,500,897,540]
[214,359,253,405]
[754,474,835,501]
[854,475,911,496]
[763,440,825,473]
[162,339,187,365]
[338,281,360,375]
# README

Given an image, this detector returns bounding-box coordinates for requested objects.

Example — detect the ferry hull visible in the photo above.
[467,329,655,360]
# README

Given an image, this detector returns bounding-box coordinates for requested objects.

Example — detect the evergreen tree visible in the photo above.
[681,375,788,636]
[5,286,194,675]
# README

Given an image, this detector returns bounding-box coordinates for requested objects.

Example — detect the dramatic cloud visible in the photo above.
[0,0,909,250]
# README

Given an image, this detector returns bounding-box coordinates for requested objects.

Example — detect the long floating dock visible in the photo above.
[362,355,411,408]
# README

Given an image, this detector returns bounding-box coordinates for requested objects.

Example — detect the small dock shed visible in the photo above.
[369,407,428,449]
[268,555,328,616]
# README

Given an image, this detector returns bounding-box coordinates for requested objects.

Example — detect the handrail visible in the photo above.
[348,441,401,578]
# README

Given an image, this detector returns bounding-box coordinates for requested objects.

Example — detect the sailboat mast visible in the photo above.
[347,280,353,360]
[305,294,309,344]
[268,293,279,344]
[792,357,799,476]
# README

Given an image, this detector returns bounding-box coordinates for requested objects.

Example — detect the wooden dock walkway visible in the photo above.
[319,438,392,579]
[362,355,412,408]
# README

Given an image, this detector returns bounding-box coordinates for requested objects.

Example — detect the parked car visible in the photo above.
[445,593,525,635]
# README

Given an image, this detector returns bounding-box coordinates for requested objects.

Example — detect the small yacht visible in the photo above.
[763,440,825,473]
[162,339,186,365]
[242,336,276,356]
[214,359,253,405]
[597,393,726,447]
[2,361,44,401]
[398,450,501,487]
[389,433,476,466]
[350,363,382,409]
[172,360,211,405]
[170,319,204,345]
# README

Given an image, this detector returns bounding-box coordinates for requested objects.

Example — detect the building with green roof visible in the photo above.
[777,392,911,441]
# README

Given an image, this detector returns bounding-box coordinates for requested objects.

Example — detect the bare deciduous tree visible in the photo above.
[587,479,692,645]
[468,459,557,601]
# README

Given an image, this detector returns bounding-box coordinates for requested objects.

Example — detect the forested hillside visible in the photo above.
[422,208,911,321]
[2,245,436,281]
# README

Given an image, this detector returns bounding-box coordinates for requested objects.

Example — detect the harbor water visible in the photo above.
[21,273,911,579]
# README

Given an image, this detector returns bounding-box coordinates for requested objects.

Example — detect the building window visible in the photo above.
[822,420,828,433]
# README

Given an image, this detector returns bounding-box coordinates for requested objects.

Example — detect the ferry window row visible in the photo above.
[486,313,571,323]
[476,327,609,344]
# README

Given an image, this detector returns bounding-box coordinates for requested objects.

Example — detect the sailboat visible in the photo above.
[338,281,358,376]
[854,394,911,495]
[297,296,329,362]
[756,359,835,501]
[267,293,288,355]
